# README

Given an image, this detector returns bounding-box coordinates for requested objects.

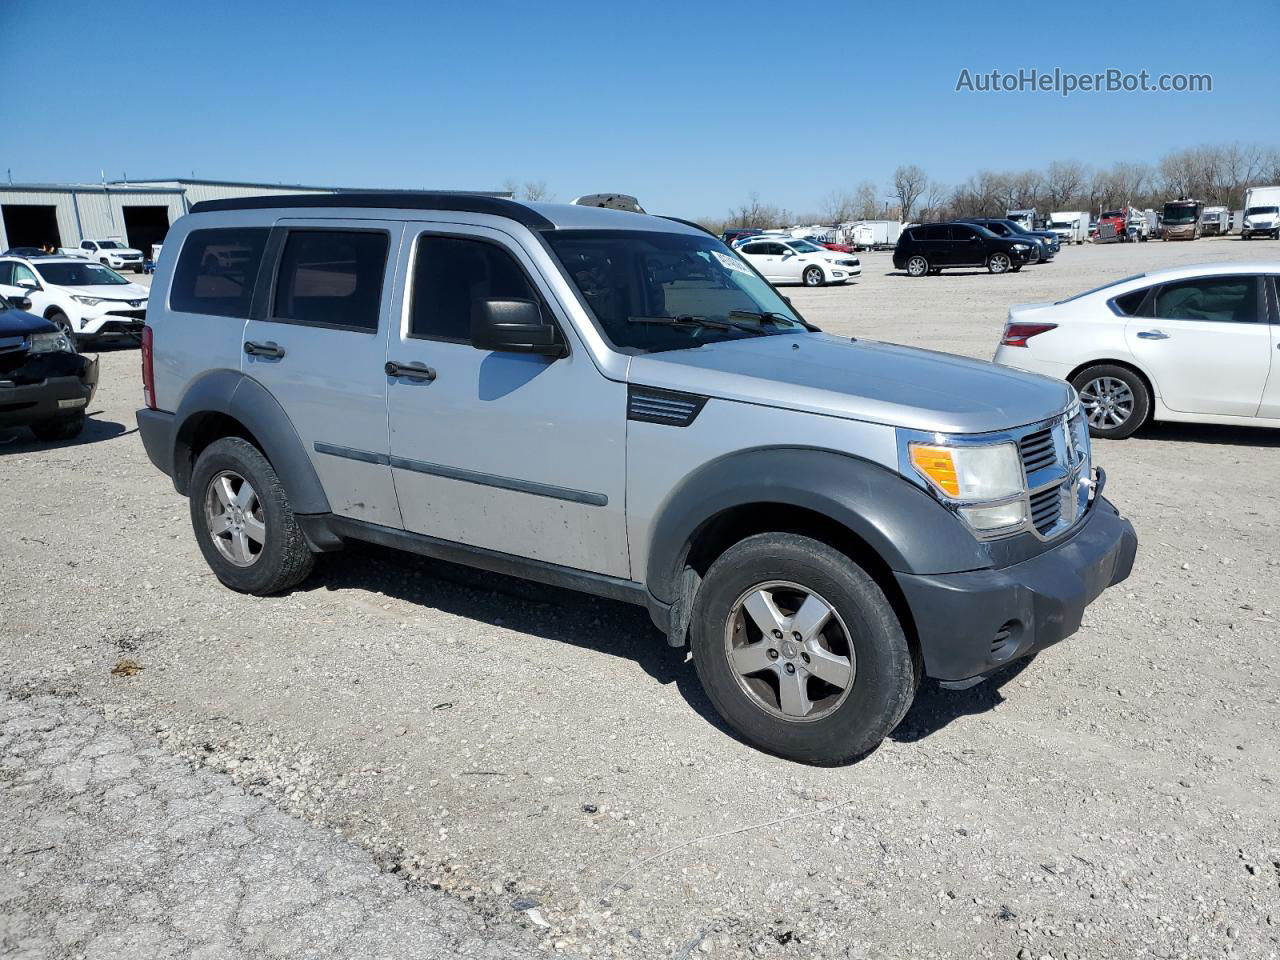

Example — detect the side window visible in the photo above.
[13,264,37,287]
[1111,287,1150,316]
[81,241,94,250]
[272,230,388,331]
[1154,276,1259,324]
[952,225,977,241]
[170,227,270,318]
[0,261,12,286]
[740,243,768,255]
[409,235,541,343]
[764,243,787,255]
[923,225,949,241]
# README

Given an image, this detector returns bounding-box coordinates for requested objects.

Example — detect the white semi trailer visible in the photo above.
[1046,211,1089,245]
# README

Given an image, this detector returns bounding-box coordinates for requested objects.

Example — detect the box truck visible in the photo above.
[1241,186,1280,240]
[1200,206,1229,236]
[1047,212,1089,245]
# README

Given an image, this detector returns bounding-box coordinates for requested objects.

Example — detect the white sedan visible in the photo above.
[735,237,861,287]
[993,261,1280,438]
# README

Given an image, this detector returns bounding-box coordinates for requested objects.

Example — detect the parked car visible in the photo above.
[0,292,99,441]
[993,263,1280,439]
[721,228,763,246]
[735,237,861,286]
[893,222,1035,276]
[0,256,149,345]
[2,247,51,258]
[135,192,1135,765]
[1241,186,1280,240]
[61,238,146,273]
[957,218,1059,261]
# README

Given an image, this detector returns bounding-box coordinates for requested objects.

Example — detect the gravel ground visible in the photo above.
[2,235,1279,959]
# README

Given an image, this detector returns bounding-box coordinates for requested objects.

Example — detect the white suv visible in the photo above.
[0,256,149,345]
[735,237,861,286]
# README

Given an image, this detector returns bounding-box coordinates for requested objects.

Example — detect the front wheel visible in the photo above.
[189,437,315,594]
[30,415,85,442]
[48,310,74,339]
[905,254,929,277]
[1072,364,1150,439]
[987,252,1011,274]
[802,266,825,287]
[690,533,917,765]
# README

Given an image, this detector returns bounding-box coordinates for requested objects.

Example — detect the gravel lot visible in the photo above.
[3,235,1279,959]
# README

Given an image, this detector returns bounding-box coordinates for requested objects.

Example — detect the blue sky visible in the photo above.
[4,0,1277,218]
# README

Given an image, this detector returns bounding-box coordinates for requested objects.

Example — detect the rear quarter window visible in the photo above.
[170,228,270,319]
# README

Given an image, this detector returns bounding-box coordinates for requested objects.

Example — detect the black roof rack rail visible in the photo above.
[660,215,717,237]
[187,192,556,230]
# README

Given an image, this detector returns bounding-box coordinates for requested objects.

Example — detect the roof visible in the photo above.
[111,177,509,196]
[186,192,701,235]
[0,183,186,194]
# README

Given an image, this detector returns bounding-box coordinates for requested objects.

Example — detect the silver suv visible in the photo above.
[136,193,1137,764]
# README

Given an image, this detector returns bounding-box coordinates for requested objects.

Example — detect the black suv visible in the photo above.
[893,222,1034,277]
[957,217,1059,261]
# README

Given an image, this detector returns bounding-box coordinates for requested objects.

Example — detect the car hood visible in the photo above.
[627,332,1074,434]
[61,284,149,299]
[100,248,143,256]
[0,307,56,337]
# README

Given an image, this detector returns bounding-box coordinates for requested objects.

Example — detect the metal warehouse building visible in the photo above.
[0,179,350,257]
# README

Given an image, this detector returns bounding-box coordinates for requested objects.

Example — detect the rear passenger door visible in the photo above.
[240,220,405,529]
[1126,273,1270,416]
[383,223,630,577]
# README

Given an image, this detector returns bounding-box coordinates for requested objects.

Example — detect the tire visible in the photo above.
[48,310,74,338]
[1071,364,1150,440]
[690,532,917,765]
[802,266,825,287]
[189,436,315,595]
[29,415,85,442]
[987,252,1011,274]
[905,254,929,277]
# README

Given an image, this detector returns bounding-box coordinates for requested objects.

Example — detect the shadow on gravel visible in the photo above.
[1131,420,1280,448]
[0,416,132,453]
[305,541,733,735]
[891,657,1034,743]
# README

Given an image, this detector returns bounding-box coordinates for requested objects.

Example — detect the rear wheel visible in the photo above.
[48,310,73,338]
[189,437,315,594]
[987,252,1011,274]
[802,266,825,287]
[690,533,917,765]
[1072,364,1150,439]
[906,255,929,277]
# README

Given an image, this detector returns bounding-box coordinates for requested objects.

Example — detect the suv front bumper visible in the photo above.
[0,356,99,429]
[894,493,1137,682]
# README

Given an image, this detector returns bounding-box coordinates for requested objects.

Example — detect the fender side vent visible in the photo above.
[627,386,707,427]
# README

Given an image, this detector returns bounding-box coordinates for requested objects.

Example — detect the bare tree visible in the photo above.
[892,165,928,222]
[820,189,858,223]
[1044,160,1088,209]
[853,181,881,220]
[520,180,554,201]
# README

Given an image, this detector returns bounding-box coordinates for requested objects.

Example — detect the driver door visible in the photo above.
[771,242,805,282]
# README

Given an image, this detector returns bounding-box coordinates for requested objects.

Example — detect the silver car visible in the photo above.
[136,193,1137,764]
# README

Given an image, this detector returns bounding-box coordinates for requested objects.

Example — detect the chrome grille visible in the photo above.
[1029,485,1063,534]
[1019,427,1056,474]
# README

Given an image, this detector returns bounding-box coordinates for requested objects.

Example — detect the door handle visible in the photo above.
[1136,330,1170,340]
[244,340,285,358]
[385,360,436,382]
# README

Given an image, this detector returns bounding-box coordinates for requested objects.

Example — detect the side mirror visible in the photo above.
[782,250,795,259]
[471,298,565,357]
[11,296,32,310]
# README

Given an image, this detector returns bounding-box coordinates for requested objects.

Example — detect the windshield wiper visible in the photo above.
[728,309,821,333]
[626,315,767,336]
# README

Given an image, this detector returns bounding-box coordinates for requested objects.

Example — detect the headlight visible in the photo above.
[1011,243,1030,250]
[72,295,105,306]
[29,330,75,354]
[908,441,1023,501]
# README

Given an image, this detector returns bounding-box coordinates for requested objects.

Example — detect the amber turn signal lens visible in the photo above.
[909,444,960,497]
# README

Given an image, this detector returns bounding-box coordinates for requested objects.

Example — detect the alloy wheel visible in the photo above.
[724,581,856,722]
[907,256,927,277]
[1079,376,1135,428]
[989,253,1010,273]
[204,470,266,566]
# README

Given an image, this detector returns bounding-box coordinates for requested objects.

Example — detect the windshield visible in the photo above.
[1101,210,1124,220]
[35,261,131,287]
[1048,221,1070,229]
[787,239,823,253]
[1055,273,1146,305]
[1163,206,1197,224]
[543,229,808,353]
[1246,206,1278,216]
[98,240,125,249]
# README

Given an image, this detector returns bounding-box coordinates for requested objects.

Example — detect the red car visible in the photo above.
[818,240,855,254]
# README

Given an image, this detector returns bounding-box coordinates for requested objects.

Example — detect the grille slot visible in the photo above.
[991,621,1017,658]
[1029,485,1062,534]
[1019,427,1056,474]
[627,387,707,427]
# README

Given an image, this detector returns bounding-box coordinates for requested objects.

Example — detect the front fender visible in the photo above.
[644,446,990,606]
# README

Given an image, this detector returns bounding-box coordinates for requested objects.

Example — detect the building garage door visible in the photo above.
[2,204,61,250]
[122,205,171,260]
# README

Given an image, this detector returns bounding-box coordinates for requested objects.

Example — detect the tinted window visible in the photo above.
[272,231,387,331]
[1154,276,1259,324]
[410,235,539,342]
[171,228,269,318]
[923,225,949,241]
[951,225,979,241]
[0,262,12,285]
[1112,288,1149,316]
[740,242,770,255]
